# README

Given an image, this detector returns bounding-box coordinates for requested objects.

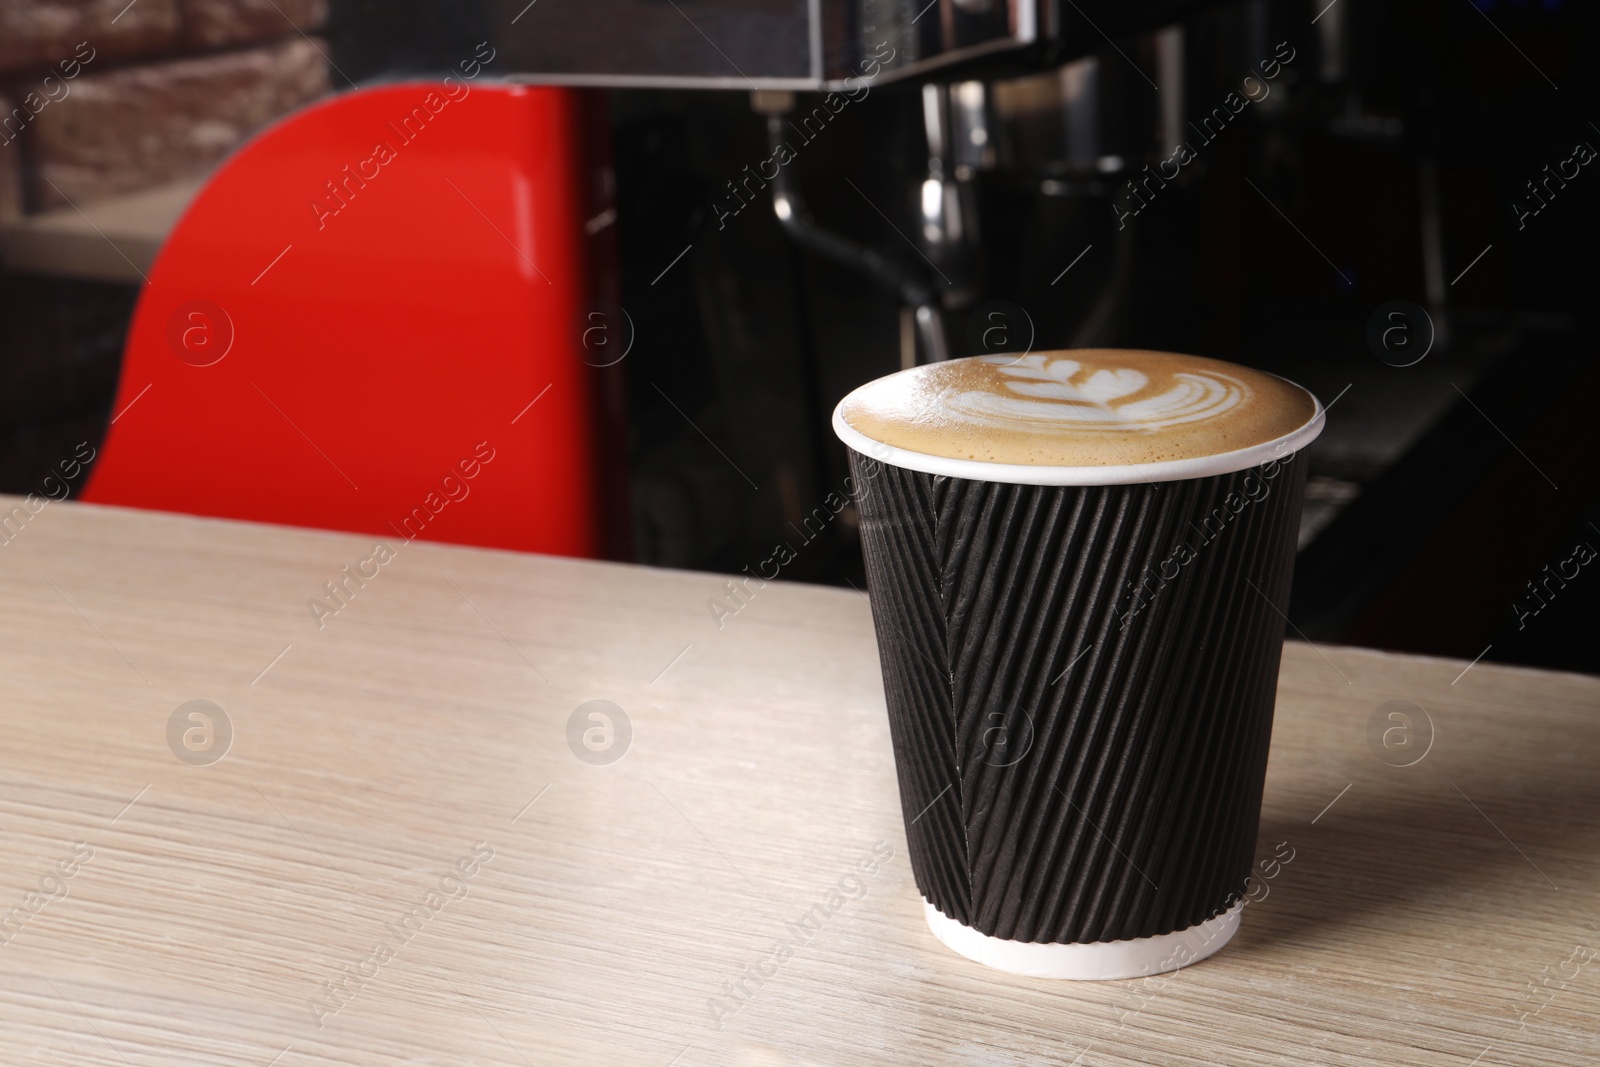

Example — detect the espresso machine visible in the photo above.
[327,0,1598,672]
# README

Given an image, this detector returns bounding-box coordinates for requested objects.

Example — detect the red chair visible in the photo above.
[82,82,628,559]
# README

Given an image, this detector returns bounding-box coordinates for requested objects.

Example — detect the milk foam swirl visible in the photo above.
[950,355,1247,433]
[834,349,1321,476]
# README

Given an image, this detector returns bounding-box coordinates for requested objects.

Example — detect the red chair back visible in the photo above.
[83,83,627,559]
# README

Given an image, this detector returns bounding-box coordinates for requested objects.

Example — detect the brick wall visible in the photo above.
[0,0,331,215]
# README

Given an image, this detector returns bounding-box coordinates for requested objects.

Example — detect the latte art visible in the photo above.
[951,355,1247,433]
[835,349,1320,472]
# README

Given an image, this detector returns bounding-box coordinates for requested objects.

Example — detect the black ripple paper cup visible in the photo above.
[836,375,1322,980]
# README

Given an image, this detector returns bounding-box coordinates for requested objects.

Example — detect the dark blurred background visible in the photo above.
[1,0,1595,672]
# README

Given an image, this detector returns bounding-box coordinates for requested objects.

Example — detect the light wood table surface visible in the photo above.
[1,495,1596,1066]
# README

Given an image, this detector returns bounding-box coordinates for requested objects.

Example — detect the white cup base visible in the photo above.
[923,899,1243,980]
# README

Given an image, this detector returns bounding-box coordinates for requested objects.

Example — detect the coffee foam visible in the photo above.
[836,350,1318,469]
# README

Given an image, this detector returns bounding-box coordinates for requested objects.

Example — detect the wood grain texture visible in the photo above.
[0,495,1596,1066]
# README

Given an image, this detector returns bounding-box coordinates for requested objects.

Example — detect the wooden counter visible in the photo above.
[0,496,1595,1065]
